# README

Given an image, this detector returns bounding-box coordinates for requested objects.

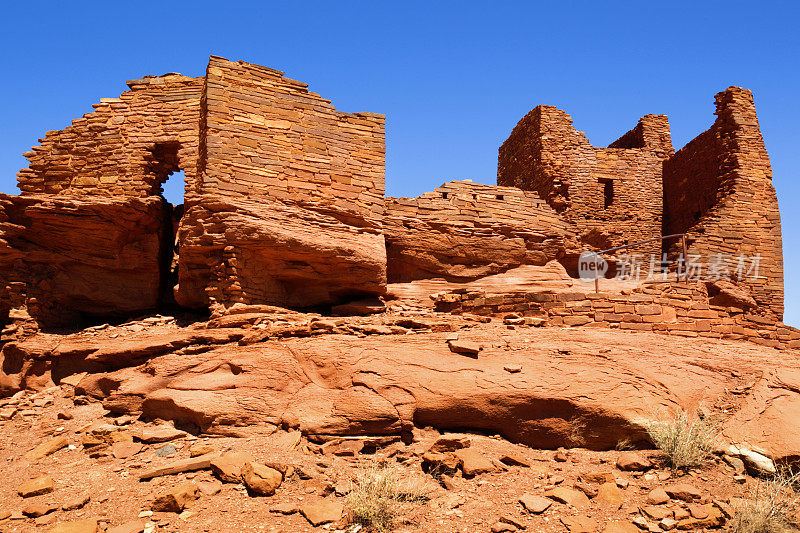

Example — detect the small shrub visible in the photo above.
[730,470,800,533]
[645,409,719,468]
[345,461,425,531]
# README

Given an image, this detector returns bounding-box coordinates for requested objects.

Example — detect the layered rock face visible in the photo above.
[384,181,577,282]
[176,194,386,309]
[0,194,168,328]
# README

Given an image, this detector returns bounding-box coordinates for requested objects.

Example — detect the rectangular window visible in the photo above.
[599,178,614,208]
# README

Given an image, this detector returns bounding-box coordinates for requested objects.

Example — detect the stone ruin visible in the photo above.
[0,55,786,340]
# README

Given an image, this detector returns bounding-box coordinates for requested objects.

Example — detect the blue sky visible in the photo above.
[1,1,798,323]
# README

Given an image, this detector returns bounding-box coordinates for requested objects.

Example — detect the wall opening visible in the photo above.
[599,178,614,208]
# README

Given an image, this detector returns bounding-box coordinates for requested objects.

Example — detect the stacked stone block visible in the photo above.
[384,180,577,282]
[663,87,783,319]
[434,281,799,349]
[200,56,385,222]
[498,109,671,255]
[18,74,202,197]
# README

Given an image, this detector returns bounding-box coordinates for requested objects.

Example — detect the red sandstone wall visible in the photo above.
[384,180,576,282]
[200,56,385,222]
[497,108,672,255]
[17,75,202,198]
[663,87,783,319]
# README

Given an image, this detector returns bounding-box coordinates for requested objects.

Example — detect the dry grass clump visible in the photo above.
[645,409,719,469]
[345,460,426,531]
[730,470,800,533]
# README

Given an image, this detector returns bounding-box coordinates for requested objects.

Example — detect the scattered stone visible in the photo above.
[583,471,616,484]
[112,441,142,459]
[503,364,522,373]
[595,482,624,506]
[574,482,598,498]
[151,482,199,513]
[60,373,88,387]
[189,443,216,457]
[47,519,99,533]
[561,515,598,533]
[268,430,302,450]
[108,521,145,533]
[154,444,177,457]
[663,482,702,502]
[641,506,672,521]
[519,493,552,514]
[18,476,55,497]
[455,448,495,477]
[299,498,343,526]
[722,454,746,474]
[491,522,516,533]
[23,501,59,517]
[545,486,590,508]
[603,521,640,533]
[430,435,471,453]
[421,452,460,476]
[211,451,255,483]
[139,452,220,480]
[616,452,651,471]
[25,435,69,461]
[676,503,724,529]
[658,518,677,531]
[241,462,283,495]
[136,426,186,444]
[646,487,669,505]
[554,450,568,462]
[631,516,649,530]
[713,499,735,519]
[499,451,530,467]
[446,339,481,357]
[197,479,222,496]
[57,411,74,420]
[270,502,299,514]
[62,494,91,511]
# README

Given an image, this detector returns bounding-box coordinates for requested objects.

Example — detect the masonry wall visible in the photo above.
[17,74,203,198]
[497,109,672,255]
[663,87,783,319]
[434,281,799,350]
[200,56,386,222]
[384,180,576,282]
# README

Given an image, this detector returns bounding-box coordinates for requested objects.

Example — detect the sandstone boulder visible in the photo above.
[241,462,283,495]
[151,482,199,512]
[0,194,168,328]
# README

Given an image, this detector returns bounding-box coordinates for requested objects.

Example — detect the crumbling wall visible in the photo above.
[175,56,388,310]
[663,87,783,319]
[497,108,672,255]
[384,180,576,282]
[17,74,202,198]
[199,56,385,221]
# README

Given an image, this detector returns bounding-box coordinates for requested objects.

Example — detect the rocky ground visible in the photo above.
[0,382,785,533]
[1,299,800,532]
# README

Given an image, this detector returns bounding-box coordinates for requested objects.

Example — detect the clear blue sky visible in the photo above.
[1,1,798,323]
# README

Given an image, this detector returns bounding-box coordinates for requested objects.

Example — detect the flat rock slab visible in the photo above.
[18,476,55,497]
[47,520,99,533]
[136,426,187,443]
[447,339,481,357]
[561,515,598,533]
[519,493,552,514]
[300,499,343,526]
[25,435,69,462]
[138,452,220,480]
[545,487,591,508]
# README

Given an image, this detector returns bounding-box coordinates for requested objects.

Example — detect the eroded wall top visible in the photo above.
[18,74,202,198]
[200,56,386,222]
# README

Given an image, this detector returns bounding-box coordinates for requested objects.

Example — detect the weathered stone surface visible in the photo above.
[18,476,55,497]
[151,482,199,512]
[25,435,69,461]
[455,447,495,476]
[595,482,624,506]
[0,194,168,328]
[175,194,386,310]
[241,462,283,495]
[299,498,343,526]
[519,493,552,514]
[138,453,220,480]
[616,452,651,471]
[663,483,703,502]
[210,451,256,483]
[47,520,99,533]
[561,515,598,533]
[545,486,590,508]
